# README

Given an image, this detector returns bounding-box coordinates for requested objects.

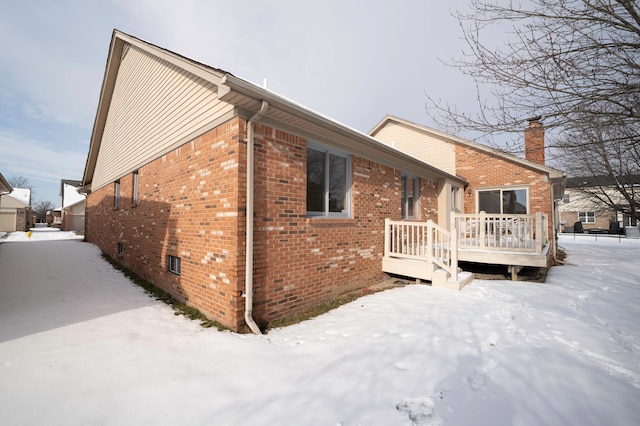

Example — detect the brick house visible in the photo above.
[370,115,566,277]
[0,172,14,232]
[82,31,468,332]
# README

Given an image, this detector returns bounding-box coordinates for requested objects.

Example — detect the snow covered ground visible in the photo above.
[0,230,639,425]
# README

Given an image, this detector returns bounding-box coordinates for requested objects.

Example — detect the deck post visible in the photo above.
[450,212,458,281]
[479,211,487,249]
[426,220,434,264]
[535,212,543,253]
[384,218,391,258]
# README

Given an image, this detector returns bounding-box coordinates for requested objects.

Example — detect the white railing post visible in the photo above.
[479,211,487,249]
[426,220,434,265]
[450,212,458,281]
[384,218,391,257]
[535,212,543,253]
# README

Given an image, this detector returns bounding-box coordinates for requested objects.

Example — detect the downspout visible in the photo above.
[551,184,563,264]
[244,100,269,335]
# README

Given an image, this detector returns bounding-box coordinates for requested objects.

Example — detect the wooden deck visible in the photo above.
[454,212,549,270]
[383,212,550,287]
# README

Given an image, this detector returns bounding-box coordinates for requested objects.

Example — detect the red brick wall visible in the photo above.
[250,123,435,324]
[85,117,433,331]
[86,118,247,330]
[455,143,554,240]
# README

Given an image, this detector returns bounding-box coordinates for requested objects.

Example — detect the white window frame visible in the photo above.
[401,175,419,219]
[306,142,352,218]
[168,255,181,275]
[114,180,120,208]
[476,186,529,214]
[132,170,139,205]
[579,211,596,224]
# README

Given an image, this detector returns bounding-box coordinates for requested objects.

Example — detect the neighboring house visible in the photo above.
[559,175,639,236]
[370,115,567,277]
[60,180,86,232]
[0,187,34,232]
[0,172,13,233]
[0,172,11,195]
[82,30,469,332]
[48,207,63,228]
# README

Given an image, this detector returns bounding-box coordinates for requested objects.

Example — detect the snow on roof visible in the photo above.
[8,188,30,205]
[62,183,86,208]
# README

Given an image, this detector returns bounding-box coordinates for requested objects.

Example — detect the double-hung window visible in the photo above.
[579,211,596,224]
[477,187,528,214]
[306,143,351,217]
[401,175,419,219]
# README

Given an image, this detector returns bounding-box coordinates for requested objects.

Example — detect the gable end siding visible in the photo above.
[372,122,456,175]
[91,43,234,191]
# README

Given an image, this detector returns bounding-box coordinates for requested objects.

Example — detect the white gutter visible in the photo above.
[244,100,269,335]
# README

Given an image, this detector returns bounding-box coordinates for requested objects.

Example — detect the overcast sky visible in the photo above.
[0,0,482,205]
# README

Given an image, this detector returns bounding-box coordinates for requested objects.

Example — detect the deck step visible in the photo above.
[431,269,474,290]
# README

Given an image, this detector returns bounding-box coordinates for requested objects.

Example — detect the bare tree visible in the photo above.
[428,0,640,219]
[8,175,33,191]
[561,124,639,221]
[429,0,639,139]
[32,200,56,223]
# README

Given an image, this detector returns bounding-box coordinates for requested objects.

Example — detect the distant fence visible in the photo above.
[559,232,628,242]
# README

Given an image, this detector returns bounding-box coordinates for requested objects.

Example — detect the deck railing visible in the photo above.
[451,212,548,253]
[384,218,458,281]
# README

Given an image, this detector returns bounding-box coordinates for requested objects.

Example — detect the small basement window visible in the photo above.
[168,255,181,275]
[117,243,124,254]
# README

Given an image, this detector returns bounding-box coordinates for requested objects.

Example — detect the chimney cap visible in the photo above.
[526,115,543,123]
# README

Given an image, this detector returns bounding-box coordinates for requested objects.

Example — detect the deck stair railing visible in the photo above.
[384,218,458,281]
[451,212,548,253]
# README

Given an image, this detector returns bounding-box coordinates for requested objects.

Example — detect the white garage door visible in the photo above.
[0,211,16,232]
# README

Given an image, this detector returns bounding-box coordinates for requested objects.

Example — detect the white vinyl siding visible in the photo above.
[91,44,234,191]
[373,123,456,175]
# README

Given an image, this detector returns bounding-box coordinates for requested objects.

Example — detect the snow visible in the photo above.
[62,183,85,209]
[3,187,30,206]
[0,232,639,425]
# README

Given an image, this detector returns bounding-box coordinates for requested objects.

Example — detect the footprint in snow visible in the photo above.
[394,362,409,371]
[481,331,499,353]
[396,396,441,426]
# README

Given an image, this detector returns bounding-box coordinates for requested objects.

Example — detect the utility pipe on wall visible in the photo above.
[244,100,269,335]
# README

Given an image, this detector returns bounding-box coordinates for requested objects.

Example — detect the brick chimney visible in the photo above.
[524,116,544,165]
